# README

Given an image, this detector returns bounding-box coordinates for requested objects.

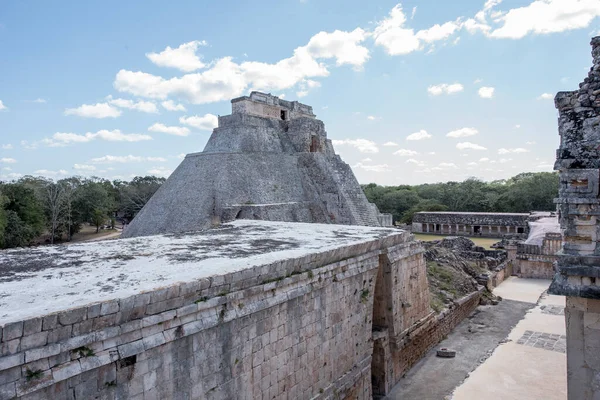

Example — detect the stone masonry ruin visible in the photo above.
[549,36,600,400]
[123,92,390,238]
[0,220,439,399]
[411,211,530,238]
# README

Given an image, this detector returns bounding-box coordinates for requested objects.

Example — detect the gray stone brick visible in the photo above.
[72,319,94,337]
[0,353,23,370]
[42,315,58,331]
[25,343,60,363]
[0,382,16,400]
[52,360,82,382]
[0,339,20,357]
[22,318,42,337]
[47,325,72,344]
[87,303,102,319]
[101,300,120,316]
[2,322,23,342]
[118,339,145,359]
[58,308,87,326]
[0,366,20,385]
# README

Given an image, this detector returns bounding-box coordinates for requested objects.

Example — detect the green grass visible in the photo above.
[413,233,499,250]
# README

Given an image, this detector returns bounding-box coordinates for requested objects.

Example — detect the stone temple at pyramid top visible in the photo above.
[231,91,316,121]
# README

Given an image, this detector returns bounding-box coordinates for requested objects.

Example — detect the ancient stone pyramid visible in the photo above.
[123,92,389,238]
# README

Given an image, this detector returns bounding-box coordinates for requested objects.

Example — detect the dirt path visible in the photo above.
[385,278,557,400]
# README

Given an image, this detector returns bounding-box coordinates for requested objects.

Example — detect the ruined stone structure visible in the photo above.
[516,216,561,279]
[549,37,600,400]
[411,211,530,238]
[0,220,442,399]
[123,92,389,238]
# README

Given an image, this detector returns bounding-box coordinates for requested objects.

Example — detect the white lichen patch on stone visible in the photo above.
[0,220,398,325]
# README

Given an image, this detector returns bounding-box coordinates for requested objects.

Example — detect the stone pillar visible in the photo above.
[456,224,459,234]
[549,36,600,400]
[425,224,429,233]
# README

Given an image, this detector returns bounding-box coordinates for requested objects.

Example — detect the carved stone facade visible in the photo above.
[411,211,530,238]
[123,92,390,238]
[549,36,600,400]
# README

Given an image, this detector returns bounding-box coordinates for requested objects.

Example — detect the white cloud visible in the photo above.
[0,100,7,110]
[538,93,554,100]
[438,162,458,168]
[499,158,513,163]
[367,115,377,120]
[383,141,399,147]
[526,141,536,145]
[447,127,479,138]
[534,163,554,171]
[427,83,464,96]
[406,158,426,167]
[179,114,218,131]
[147,166,173,177]
[467,162,478,166]
[515,124,521,128]
[457,142,487,150]
[406,129,432,141]
[393,148,419,156]
[373,5,461,55]
[116,28,368,104]
[1,144,13,150]
[498,147,529,154]
[479,157,490,162]
[161,100,187,112]
[34,169,68,177]
[352,162,391,172]
[73,164,96,171]
[361,158,373,162]
[91,155,167,164]
[411,6,417,19]
[304,28,370,68]
[64,103,121,118]
[332,138,379,153]
[107,97,158,113]
[47,130,152,146]
[478,86,495,98]
[146,40,208,72]
[33,98,47,103]
[0,158,17,164]
[489,0,600,39]
[148,123,190,137]
[474,78,483,84]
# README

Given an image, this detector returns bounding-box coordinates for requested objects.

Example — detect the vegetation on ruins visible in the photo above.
[0,175,165,248]
[362,172,558,224]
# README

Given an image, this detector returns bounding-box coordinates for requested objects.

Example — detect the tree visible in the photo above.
[42,181,68,244]
[117,176,165,220]
[91,208,106,233]
[1,182,45,247]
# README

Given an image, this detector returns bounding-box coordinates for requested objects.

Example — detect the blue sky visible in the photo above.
[1,0,600,185]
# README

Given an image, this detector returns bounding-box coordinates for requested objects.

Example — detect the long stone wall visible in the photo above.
[412,212,530,238]
[0,221,434,399]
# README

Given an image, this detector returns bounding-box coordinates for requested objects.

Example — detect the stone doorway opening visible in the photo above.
[474,226,481,234]
[310,135,320,152]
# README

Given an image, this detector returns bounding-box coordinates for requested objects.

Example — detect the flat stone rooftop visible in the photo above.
[0,220,400,325]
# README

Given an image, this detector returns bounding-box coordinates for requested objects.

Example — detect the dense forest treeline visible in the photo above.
[0,176,164,248]
[0,171,557,249]
[362,172,559,223]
